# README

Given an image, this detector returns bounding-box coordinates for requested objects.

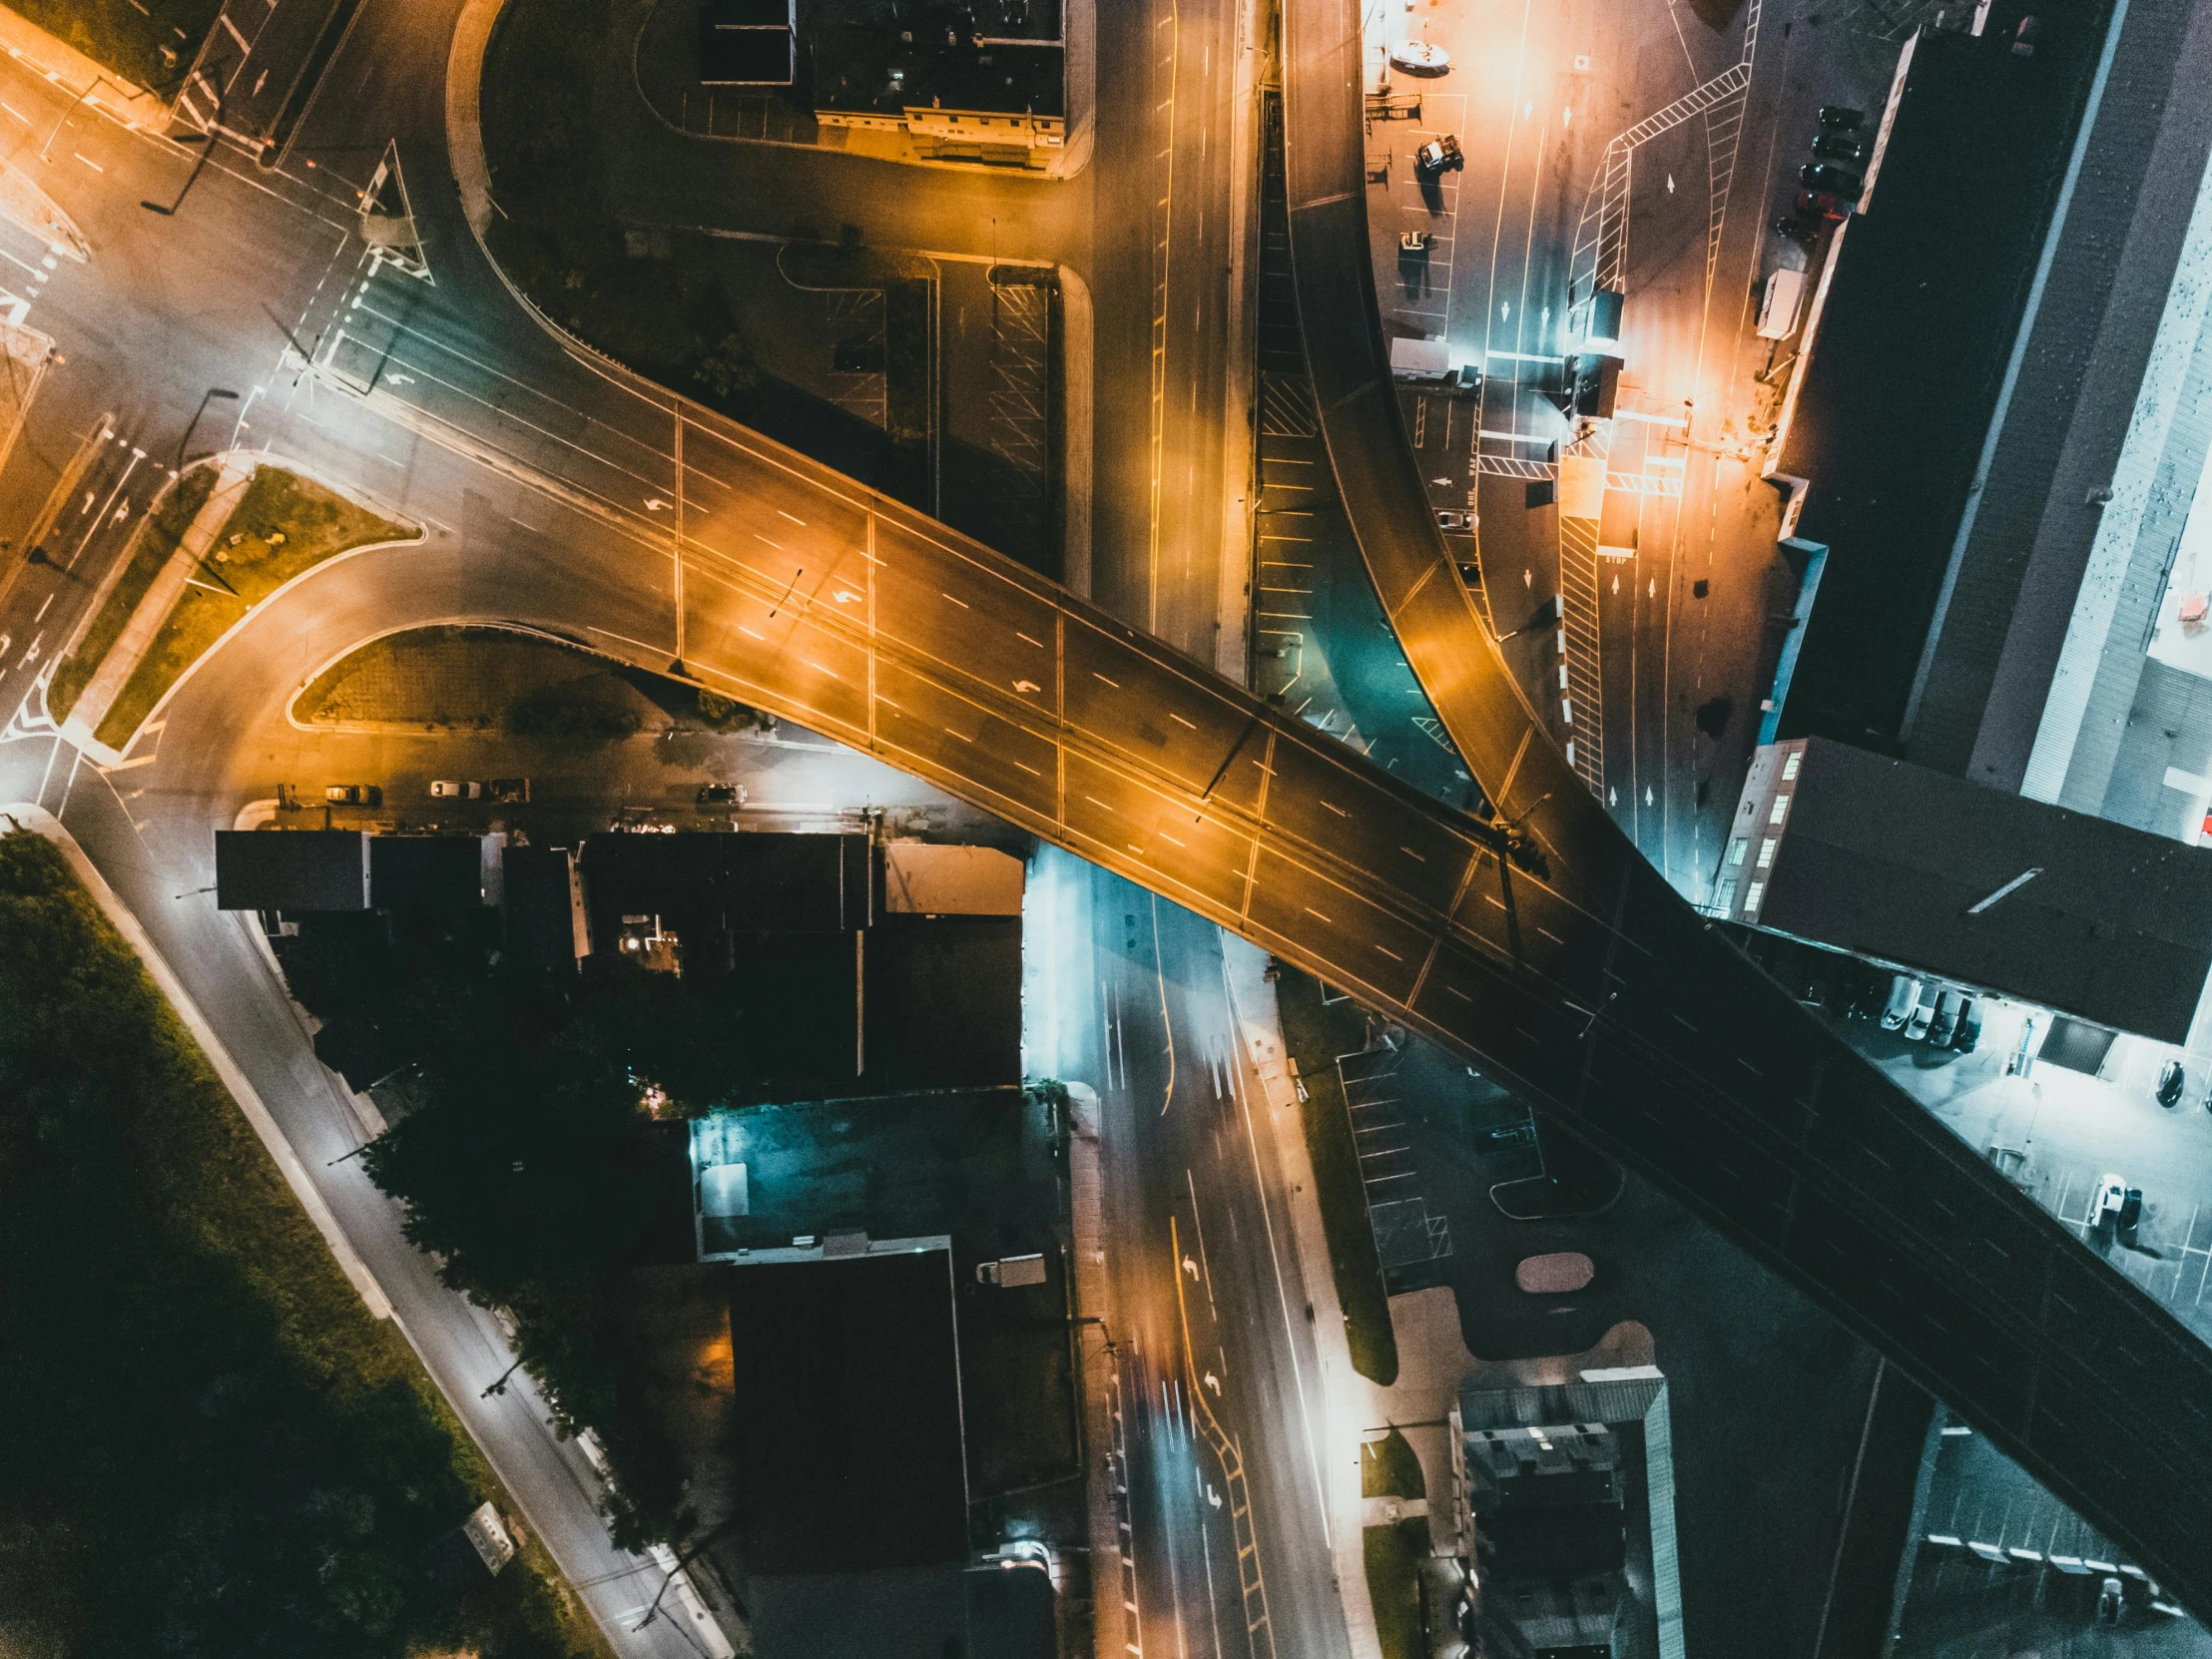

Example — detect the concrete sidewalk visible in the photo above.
[58,452,252,757]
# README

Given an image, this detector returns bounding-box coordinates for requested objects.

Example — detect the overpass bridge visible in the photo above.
[1276,0,2212,1611]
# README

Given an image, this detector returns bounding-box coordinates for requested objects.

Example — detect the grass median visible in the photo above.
[1361,1426,1426,1500]
[12,0,221,87]
[295,624,655,737]
[0,830,607,1659]
[46,467,216,725]
[1363,1516,1431,1659]
[92,466,413,752]
[1274,965,1398,1384]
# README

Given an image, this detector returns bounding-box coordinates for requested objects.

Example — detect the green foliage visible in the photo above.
[318,920,752,1546]
[504,679,643,743]
[48,466,217,724]
[693,333,760,399]
[12,0,221,87]
[694,688,771,733]
[0,832,601,1659]
[96,467,414,751]
[1363,1517,1432,1659]
[1274,966,1399,1384]
[1360,1427,1426,1500]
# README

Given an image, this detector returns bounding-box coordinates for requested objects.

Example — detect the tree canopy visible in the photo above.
[0,831,597,1658]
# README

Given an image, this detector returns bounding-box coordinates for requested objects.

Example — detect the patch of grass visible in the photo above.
[295,625,661,735]
[479,0,939,509]
[1362,1427,1426,1500]
[48,467,216,724]
[11,0,220,87]
[1275,965,1398,1384]
[0,830,608,1659]
[95,467,413,751]
[1363,1517,1431,1659]
[480,0,750,397]
[506,678,645,743]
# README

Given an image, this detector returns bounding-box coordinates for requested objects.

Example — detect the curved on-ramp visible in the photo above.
[1278,0,2212,1611]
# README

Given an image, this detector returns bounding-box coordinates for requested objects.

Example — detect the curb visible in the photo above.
[62,452,425,768]
[60,452,256,752]
[0,801,394,1321]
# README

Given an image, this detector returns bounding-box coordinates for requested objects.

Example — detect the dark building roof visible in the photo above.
[728,930,863,1086]
[728,1251,967,1575]
[1901,0,2212,787]
[1772,16,2113,756]
[368,834,496,910]
[863,915,1021,1088]
[1745,739,2212,1040]
[581,831,872,975]
[215,830,369,912]
[501,844,587,971]
[811,1,1064,120]
[700,0,795,85]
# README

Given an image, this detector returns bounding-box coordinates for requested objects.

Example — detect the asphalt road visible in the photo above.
[4,0,2212,1628]
[1281,0,2212,1611]
[1028,847,1350,1659]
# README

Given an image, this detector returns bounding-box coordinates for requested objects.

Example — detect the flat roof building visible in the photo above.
[501,843,591,970]
[1760,0,2212,851]
[215,830,370,912]
[369,833,503,909]
[810,0,1065,168]
[1716,738,2212,1041]
[1459,1367,1684,1659]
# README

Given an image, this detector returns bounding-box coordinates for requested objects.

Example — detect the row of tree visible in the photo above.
[290,905,746,1548]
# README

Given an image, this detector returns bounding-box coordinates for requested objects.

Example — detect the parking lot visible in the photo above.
[1873,1029,2212,1349]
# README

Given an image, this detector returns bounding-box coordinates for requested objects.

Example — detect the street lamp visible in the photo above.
[480,1357,526,1398]
[40,76,128,165]
[177,387,239,470]
[141,89,224,217]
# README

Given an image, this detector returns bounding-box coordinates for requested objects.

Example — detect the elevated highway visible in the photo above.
[3,0,2203,1617]
[1278,0,2212,1610]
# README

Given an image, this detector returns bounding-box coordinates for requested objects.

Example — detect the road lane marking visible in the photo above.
[73,153,102,173]
[1016,630,1045,648]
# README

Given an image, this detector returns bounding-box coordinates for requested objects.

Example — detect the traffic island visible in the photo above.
[0,829,606,1659]
[49,460,417,761]
[292,623,671,737]
[1362,1516,1432,1659]
[1273,964,1399,1384]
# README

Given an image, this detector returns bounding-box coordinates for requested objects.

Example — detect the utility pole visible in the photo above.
[671,399,686,673]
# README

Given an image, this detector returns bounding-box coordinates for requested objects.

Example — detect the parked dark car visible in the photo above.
[1950,996,1981,1052]
[1812,130,1868,163]
[697,783,741,806]
[1801,163,1863,195]
[2012,14,2041,55]
[324,784,381,807]
[2159,1059,2187,1107]
[1796,188,1849,221]
[1817,104,1865,129]
[489,778,530,805]
[2118,1186,2143,1233]
[1415,134,1465,173]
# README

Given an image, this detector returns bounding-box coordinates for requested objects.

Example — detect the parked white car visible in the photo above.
[1881,976,1922,1031]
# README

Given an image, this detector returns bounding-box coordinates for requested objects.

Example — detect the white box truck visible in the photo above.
[1756,268,1807,340]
